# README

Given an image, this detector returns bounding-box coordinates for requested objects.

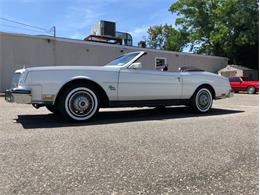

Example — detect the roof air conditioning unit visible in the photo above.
[92,20,116,37]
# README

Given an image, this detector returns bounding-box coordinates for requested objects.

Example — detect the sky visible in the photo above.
[0,0,177,45]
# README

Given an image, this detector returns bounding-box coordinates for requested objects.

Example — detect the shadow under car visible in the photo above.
[15,106,244,129]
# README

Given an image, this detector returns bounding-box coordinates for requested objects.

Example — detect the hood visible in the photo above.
[244,80,259,84]
[25,65,120,72]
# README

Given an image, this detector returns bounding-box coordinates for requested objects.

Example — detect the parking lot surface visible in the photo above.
[0,94,258,194]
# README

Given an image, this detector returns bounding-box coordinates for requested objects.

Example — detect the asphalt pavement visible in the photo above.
[0,94,258,194]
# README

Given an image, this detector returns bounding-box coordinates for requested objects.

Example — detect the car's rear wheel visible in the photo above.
[191,87,213,113]
[58,84,99,122]
[247,86,256,94]
[46,105,58,114]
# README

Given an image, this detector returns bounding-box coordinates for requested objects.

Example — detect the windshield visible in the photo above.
[105,52,140,66]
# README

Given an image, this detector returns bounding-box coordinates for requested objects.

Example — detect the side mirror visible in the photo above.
[129,62,142,69]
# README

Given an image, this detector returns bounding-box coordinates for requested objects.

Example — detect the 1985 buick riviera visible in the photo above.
[5,51,233,122]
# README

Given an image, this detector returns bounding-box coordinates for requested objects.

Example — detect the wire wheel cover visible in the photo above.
[196,89,212,111]
[67,90,95,117]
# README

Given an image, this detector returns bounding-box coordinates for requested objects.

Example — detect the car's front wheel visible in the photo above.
[247,86,256,94]
[58,85,99,122]
[191,87,213,113]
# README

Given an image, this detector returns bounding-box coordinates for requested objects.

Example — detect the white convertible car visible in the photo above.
[5,51,233,122]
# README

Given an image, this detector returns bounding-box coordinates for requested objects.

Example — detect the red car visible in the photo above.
[228,77,259,94]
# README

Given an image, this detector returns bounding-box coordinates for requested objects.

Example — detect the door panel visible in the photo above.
[240,82,248,91]
[118,69,182,101]
[230,78,243,91]
[231,82,241,91]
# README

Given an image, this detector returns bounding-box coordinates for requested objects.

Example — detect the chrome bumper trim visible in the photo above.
[216,90,234,99]
[227,91,234,97]
[5,88,32,104]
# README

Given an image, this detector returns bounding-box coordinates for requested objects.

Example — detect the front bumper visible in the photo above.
[5,88,32,104]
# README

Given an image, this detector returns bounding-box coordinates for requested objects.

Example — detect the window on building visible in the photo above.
[155,57,167,70]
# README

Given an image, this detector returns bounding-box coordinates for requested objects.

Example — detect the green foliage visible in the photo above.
[169,0,259,69]
[146,24,188,52]
[146,0,259,69]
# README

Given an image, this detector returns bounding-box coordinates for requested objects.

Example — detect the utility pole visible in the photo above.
[49,26,56,38]
[52,26,56,38]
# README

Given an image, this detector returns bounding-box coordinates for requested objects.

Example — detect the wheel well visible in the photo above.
[55,79,110,107]
[194,84,216,99]
[247,85,255,89]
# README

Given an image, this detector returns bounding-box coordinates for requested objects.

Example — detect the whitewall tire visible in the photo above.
[191,88,213,113]
[58,85,99,122]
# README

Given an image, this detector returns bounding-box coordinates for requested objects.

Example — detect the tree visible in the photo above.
[146,24,188,52]
[169,0,259,69]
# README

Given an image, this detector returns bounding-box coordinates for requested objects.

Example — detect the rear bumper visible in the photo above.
[216,89,234,99]
[227,90,234,97]
[5,88,32,104]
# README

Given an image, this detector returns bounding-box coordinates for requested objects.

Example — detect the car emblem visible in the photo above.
[108,85,116,91]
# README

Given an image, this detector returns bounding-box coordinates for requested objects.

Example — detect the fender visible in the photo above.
[189,81,216,99]
[54,75,108,103]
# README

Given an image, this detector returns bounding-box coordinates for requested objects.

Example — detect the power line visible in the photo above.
[0,17,56,37]
[0,23,52,34]
[0,17,49,32]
